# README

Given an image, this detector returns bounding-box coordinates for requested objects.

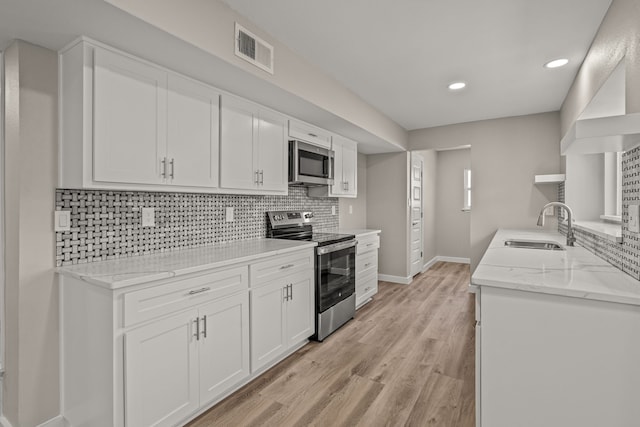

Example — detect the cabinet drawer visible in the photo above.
[250,250,314,288]
[356,250,378,275]
[288,120,332,149]
[356,267,378,291]
[357,235,380,254]
[123,266,248,326]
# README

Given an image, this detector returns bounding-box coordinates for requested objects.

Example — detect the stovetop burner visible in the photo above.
[267,211,355,246]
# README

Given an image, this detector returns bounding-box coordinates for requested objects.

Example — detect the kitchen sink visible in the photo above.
[504,239,564,250]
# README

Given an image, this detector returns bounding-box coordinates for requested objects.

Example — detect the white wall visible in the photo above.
[366,152,410,279]
[436,149,471,259]
[410,112,561,272]
[561,0,640,136]
[565,154,605,221]
[103,0,408,151]
[339,153,367,229]
[3,41,59,427]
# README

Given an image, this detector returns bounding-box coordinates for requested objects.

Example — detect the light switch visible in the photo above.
[54,210,71,232]
[629,203,640,233]
[141,208,155,227]
[226,207,234,222]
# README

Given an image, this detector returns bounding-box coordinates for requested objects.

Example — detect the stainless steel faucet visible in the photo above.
[537,202,576,246]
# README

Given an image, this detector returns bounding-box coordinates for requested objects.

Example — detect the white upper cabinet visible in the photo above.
[60,40,221,192]
[220,95,288,194]
[288,120,332,149]
[93,47,167,185]
[167,75,220,188]
[308,134,358,198]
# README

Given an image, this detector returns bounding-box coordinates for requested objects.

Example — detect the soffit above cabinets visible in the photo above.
[561,60,640,155]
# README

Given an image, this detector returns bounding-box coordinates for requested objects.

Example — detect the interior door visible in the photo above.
[410,153,424,276]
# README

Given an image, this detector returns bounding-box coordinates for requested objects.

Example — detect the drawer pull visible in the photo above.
[280,264,295,270]
[188,287,211,295]
[364,263,372,268]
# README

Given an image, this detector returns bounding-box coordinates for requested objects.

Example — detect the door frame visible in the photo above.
[409,152,424,277]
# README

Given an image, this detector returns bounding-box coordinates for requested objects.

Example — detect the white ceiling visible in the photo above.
[222,0,613,130]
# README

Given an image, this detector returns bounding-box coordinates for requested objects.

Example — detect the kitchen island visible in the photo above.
[472,229,640,427]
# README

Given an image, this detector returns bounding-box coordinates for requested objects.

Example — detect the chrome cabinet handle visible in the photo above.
[188,287,211,295]
[260,170,264,185]
[201,315,207,339]
[255,170,259,184]
[283,286,288,302]
[193,318,200,341]
[280,264,294,270]
[169,158,175,179]
[308,133,317,138]
[364,263,372,268]
[161,158,167,178]
[289,284,293,301]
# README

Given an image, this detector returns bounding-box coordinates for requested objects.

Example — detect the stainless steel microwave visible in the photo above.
[288,140,334,186]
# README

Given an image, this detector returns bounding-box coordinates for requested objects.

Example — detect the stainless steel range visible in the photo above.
[267,211,356,341]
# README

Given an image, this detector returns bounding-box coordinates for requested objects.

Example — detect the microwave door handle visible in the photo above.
[293,140,300,180]
[329,151,335,181]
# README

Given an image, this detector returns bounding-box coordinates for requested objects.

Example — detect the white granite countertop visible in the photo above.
[472,229,640,306]
[57,238,317,290]
[338,229,381,238]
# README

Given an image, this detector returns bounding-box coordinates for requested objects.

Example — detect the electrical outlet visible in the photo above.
[141,208,155,227]
[226,207,234,222]
[331,206,336,215]
[349,205,353,214]
[629,203,640,233]
[54,210,71,232]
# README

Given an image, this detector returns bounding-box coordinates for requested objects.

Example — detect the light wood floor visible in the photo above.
[186,262,475,427]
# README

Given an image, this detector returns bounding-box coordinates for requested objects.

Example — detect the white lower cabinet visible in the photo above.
[355,232,380,308]
[124,310,200,427]
[251,270,314,372]
[125,291,250,427]
[478,286,640,427]
[61,248,315,427]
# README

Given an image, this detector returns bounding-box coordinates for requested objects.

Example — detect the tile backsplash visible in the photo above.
[558,146,640,280]
[55,187,338,266]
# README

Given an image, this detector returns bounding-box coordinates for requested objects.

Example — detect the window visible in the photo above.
[463,168,471,211]
[602,151,622,222]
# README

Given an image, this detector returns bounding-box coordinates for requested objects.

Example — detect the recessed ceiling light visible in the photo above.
[448,82,466,90]
[544,58,569,69]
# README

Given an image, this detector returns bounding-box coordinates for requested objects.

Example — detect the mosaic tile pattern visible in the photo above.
[558,146,640,280]
[55,187,339,266]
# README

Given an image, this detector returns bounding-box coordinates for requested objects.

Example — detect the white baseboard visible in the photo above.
[0,416,12,427]
[422,256,439,272]
[377,274,412,285]
[435,256,470,264]
[36,415,67,427]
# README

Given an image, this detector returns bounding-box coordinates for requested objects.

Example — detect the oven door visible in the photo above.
[316,240,356,313]
[289,140,334,185]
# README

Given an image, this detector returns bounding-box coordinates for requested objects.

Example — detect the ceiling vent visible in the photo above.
[234,23,274,74]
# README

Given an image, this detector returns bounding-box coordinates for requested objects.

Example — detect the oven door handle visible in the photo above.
[316,240,356,255]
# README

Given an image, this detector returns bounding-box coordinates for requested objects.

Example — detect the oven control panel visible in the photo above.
[268,210,315,228]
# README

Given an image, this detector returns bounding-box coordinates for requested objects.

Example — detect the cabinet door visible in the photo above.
[220,95,258,190]
[198,292,250,405]
[331,142,345,195]
[256,110,288,192]
[250,281,286,372]
[167,75,220,188]
[93,47,167,185]
[125,310,199,427]
[341,140,357,196]
[285,272,314,346]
